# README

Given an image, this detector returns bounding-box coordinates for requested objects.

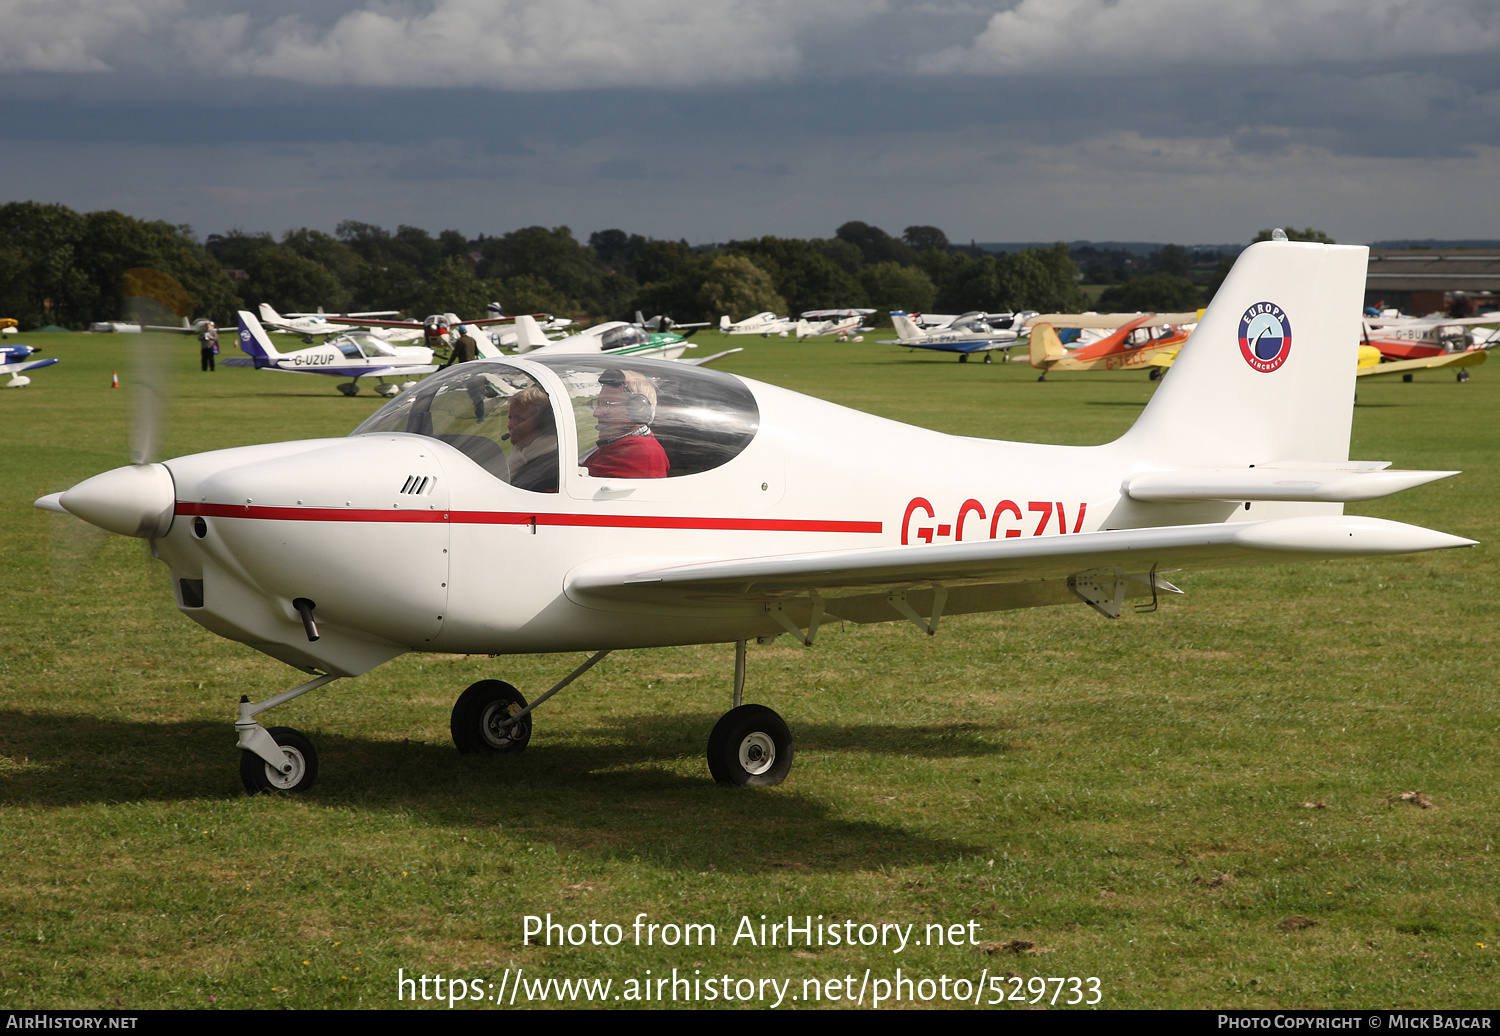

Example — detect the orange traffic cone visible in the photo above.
[111,370,119,388]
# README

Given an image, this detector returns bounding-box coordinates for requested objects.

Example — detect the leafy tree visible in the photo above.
[241,244,344,314]
[589,229,650,279]
[860,262,936,316]
[1096,273,1203,312]
[414,255,491,319]
[902,225,949,252]
[280,228,362,307]
[496,274,572,318]
[835,221,913,266]
[477,226,613,311]
[931,244,1087,314]
[204,229,275,271]
[728,237,867,314]
[1153,244,1191,278]
[0,202,241,327]
[696,254,786,320]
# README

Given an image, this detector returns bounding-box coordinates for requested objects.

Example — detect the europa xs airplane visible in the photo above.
[226,311,439,396]
[39,239,1474,794]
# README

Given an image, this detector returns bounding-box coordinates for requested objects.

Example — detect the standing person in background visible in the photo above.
[199,321,218,372]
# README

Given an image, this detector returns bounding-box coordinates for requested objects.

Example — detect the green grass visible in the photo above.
[2,331,1497,1009]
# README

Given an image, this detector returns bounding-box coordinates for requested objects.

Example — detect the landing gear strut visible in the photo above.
[236,673,339,794]
[707,640,793,786]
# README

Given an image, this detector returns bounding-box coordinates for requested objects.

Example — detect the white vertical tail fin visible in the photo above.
[513,315,546,353]
[1121,240,1367,467]
[891,313,922,340]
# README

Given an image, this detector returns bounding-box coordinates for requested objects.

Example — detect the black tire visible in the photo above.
[983,352,992,364]
[240,726,319,794]
[707,704,792,786]
[1148,367,1162,381]
[451,680,531,754]
[959,353,968,363]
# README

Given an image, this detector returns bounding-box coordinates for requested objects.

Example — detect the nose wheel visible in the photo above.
[707,704,793,786]
[239,726,319,794]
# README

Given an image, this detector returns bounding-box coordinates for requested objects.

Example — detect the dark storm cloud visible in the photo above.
[0,1,1497,242]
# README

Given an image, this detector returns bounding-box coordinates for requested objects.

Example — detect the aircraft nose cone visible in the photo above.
[54,463,176,538]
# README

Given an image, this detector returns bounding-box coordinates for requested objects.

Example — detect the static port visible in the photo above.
[193,517,208,538]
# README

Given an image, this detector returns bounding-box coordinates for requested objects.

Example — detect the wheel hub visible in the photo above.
[738,732,776,775]
[262,746,306,790]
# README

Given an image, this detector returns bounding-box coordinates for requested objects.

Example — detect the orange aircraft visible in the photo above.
[1027,312,1200,381]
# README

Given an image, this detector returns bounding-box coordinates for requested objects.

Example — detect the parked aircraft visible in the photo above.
[1029,314,1197,379]
[720,313,798,337]
[500,315,739,365]
[0,344,57,387]
[224,311,438,395]
[37,240,1475,793]
[1362,315,1500,363]
[881,311,1031,362]
[798,309,877,339]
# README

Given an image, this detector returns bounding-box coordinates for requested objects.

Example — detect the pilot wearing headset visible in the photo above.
[582,367,669,479]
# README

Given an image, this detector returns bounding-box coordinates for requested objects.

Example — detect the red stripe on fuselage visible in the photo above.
[174,501,881,534]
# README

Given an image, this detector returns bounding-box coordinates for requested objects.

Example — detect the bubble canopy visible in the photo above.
[351,357,759,485]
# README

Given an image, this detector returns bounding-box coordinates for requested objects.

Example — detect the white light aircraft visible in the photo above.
[225,311,439,396]
[798,309,877,339]
[256,304,420,343]
[719,313,798,337]
[880,311,1034,362]
[37,240,1475,794]
[499,315,741,366]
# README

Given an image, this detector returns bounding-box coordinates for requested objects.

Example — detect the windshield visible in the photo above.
[351,362,559,492]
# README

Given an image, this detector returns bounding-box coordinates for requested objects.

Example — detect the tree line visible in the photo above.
[0,202,1095,330]
[2,200,1321,330]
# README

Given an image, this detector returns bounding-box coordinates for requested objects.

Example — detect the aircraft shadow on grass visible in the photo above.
[0,710,998,871]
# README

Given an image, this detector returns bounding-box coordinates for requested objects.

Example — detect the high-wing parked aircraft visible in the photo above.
[798,309,877,339]
[880,311,1032,362]
[720,312,798,337]
[1029,314,1197,380]
[224,311,439,395]
[37,240,1474,794]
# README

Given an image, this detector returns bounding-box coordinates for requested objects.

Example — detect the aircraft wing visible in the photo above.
[355,365,440,378]
[1031,312,1200,329]
[0,357,58,375]
[1356,350,1488,378]
[681,347,744,367]
[567,516,1473,621]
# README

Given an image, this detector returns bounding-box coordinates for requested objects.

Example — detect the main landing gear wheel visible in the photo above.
[337,382,360,396]
[959,353,969,363]
[240,726,319,794]
[451,679,531,754]
[983,352,993,364]
[707,704,792,786]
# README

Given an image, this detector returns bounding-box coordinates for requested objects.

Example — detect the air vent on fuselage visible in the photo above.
[399,475,435,496]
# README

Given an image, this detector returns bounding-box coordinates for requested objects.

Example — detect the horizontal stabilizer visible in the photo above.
[1125,465,1458,503]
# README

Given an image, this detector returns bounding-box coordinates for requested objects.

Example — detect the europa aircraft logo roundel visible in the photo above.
[1238,302,1292,372]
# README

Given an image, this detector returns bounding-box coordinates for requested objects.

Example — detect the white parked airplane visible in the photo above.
[499,315,740,366]
[38,239,1474,793]
[720,312,798,337]
[0,344,57,387]
[224,311,439,395]
[880,311,1044,362]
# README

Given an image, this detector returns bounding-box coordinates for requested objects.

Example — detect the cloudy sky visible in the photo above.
[3,0,1499,246]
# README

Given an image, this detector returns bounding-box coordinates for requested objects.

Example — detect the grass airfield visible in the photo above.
[2,330,1497,1010]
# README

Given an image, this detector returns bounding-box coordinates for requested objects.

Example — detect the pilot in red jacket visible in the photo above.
[583,367,669,479]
